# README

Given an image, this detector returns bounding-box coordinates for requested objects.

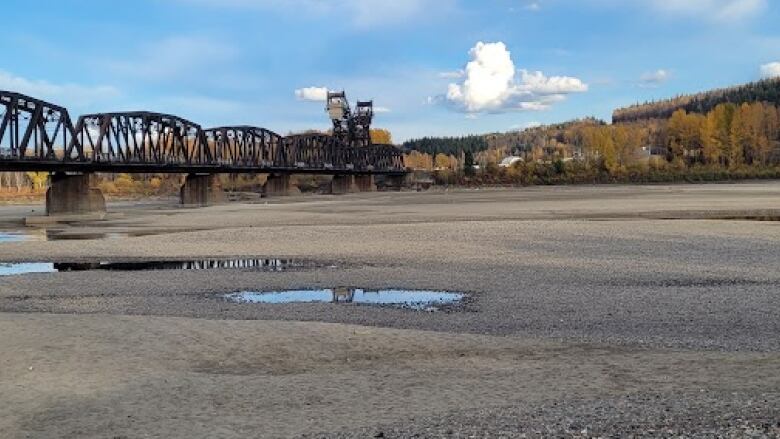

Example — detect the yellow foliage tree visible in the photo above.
[370,128,393,145]
[25,172,48,192]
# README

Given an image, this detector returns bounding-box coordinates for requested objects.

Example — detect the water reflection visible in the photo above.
[0,229,168,243]
[0,258,313,276]
[0,262,56,276]
[224,288,465,310]
[55,258,301,272]
[0,231,45,243]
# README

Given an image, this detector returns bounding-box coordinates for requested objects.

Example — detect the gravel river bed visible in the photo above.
[0,183,778,438]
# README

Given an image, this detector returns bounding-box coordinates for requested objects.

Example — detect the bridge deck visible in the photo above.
[0,159,407,175]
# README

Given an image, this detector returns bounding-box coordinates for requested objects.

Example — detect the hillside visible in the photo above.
[612,77,780,123]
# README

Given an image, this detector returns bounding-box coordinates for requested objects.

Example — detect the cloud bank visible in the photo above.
[445,41,587,113]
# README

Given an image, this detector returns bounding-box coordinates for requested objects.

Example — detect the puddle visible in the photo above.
[223,288,465,311]
[0,232,26,243]
[0,258,325,276]
[0,262,56,276]
[0,231,45,243]
[44,230,179,240]
[45,231,129,241]
[0,229,177,243]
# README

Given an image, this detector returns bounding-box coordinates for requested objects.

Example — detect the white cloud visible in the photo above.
[445,41,587,113]
[649,0,767,22]
[295,86,329,102]
[0,69,120,108]
[374,106,391,113]
[760,62,780,79]
[639,69,670,87]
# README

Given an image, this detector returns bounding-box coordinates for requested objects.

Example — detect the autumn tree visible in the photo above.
[370,128,393,145]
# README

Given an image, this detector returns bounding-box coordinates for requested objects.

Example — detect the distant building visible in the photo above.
[499,156,523,168]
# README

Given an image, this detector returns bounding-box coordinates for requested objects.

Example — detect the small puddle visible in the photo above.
[0,231,44,243]
[0,262,56,276]
[0,258,327,276]
[223,288,465,311]
[0,229,178,243]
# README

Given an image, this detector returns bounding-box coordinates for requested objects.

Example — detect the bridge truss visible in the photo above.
[0,90,405,175]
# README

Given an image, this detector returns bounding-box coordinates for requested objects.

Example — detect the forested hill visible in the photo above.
[613,77,780,124]
[402,119,604,155]
[402,135,488,155]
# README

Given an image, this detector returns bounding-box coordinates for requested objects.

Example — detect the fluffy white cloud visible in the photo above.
[760,62,780,79]
[639,69,670,87]
[295,86,329,102]
[374,106,391,113]
[649,0,767,21]
[0,69,120,107]
[445,41,587,113]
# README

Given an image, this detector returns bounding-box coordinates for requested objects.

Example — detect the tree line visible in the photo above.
[613,77,780,123]
[402,135,488,156]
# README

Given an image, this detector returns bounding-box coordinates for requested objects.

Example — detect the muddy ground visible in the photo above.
[1,183,779,438]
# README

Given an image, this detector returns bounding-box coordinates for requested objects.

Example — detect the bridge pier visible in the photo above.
[354,175,377,192]
[329,175,358,195]
[382,174,409,191]
[45,173,106,216]
[180,174,226,206]
[263,174,300,197]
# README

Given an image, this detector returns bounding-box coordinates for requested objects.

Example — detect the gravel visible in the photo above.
[302,392,780,438]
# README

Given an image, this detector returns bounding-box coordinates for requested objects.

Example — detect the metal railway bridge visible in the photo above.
[0,90,407,214]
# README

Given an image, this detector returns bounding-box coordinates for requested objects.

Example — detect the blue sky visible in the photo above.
[1,0,779,142]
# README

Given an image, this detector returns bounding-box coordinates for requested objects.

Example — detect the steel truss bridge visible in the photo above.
[0,91,405,175]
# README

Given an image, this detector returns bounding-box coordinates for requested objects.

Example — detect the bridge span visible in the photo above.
[0,90,407,214]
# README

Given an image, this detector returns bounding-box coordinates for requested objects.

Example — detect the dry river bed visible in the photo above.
[1,183,779,438]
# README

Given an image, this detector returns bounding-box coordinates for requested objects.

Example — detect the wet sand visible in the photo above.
[1,183,779,438]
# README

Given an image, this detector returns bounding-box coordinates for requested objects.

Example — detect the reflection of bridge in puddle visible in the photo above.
[225,288,465,310]
[0,258,325,276]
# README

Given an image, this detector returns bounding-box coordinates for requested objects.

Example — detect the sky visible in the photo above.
[1,0,779,142]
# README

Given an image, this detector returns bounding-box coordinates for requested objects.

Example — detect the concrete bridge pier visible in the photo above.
[354,175,377,192]
[383,174,408,191]
[180,174,226,206]
[46,172,106,216]
[329,175,358,195]
[263,173,300,197]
